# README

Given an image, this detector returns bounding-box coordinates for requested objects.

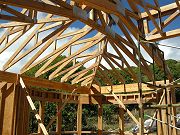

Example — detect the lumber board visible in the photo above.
[0,1,179,134]
[93,80,168,94]
[0,71,90,94]
[140,2,180,19]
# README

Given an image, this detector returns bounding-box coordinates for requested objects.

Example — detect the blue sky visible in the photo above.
[0,0,179,72]
[69,0,180,39]
[1,0,179,31]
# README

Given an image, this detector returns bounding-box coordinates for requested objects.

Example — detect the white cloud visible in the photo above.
[0,12,80,73]
[98,35,180,70]
[159,36,180,60]
[0,11,179,74]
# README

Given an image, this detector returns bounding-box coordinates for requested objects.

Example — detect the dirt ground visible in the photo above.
[124,131,180,135]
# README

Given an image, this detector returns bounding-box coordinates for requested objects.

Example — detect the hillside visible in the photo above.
[24,57,180,133]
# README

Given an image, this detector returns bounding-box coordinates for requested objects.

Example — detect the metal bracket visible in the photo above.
[73,6,88,20]
[110,14,119,24]
[105,25,115,38]
[115,0,125,16]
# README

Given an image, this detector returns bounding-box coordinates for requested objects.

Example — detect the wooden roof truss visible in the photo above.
[0,0,179,91]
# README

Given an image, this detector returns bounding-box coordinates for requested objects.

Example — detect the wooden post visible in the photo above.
[0,82,7,135]
[98,99,103,135]
[38,101,45,134]
[119,105,124,135]
[19,77,49,135]
[138,80,144,133]
[0,83,16,135]
[138,103,144,135]
[137,19,144,135]
[56,101,62,134]
[77,101,82,135]
[157,92,164,135]
[162,89,169,135]
[169,87,177,135]
[23,94,30,135]
[16,85,25,134]
[0,82,30,135]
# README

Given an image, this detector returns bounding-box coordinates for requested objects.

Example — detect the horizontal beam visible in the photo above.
[140,2,180,19]
[146,29,180,41]
[93,80,167,94]
[28,86,157,104]
[0,71,90,94]
[0,17,69,28]
[0,0,75,20]
[0,14,32,22]
[145,103,180,109]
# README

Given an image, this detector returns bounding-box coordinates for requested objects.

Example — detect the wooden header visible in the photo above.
[0,71,90,94]
[140,2,180,19]
[0,71,170,95]
[93,80,169,94]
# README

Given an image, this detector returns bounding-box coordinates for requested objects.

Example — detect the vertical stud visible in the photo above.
[119,105,124,135]
[38,101,45,134]
[98,99,103,135]
[56,99,62,134]
[77,100,82,135]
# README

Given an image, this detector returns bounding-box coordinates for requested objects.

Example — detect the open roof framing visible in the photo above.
[0,1,179,135]
[0,0,179,91]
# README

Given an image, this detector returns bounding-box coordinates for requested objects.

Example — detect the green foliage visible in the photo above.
[166,59,180,80]
[82,104,98,131]
[62,104,77,131]
[149,63,165,81]
[103,104,118,124]
[44,102,57,130]
[28,101,39,133]
[119,69,134,84]
[26,57,180,132]
[24,55,67,80]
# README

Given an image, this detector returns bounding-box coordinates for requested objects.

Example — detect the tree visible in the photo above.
[24,55,85,132]
[25,57,180,133]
